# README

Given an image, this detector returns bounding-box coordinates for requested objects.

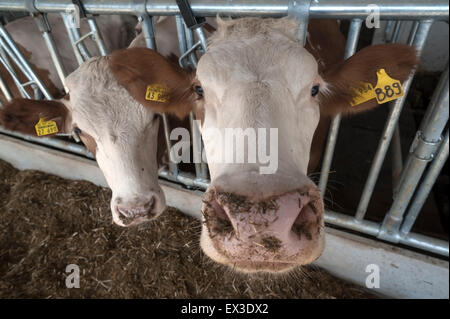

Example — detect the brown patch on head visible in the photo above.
[0,98,69,136]
[108,47,196,119]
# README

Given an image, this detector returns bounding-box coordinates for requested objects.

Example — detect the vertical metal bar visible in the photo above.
[140,14,178,177]
[162,113,179,176]
[70,25,92,60]
[139,14,157,50]
[318,19,363,194]
[288,0,310,46]
[87,17,108,56]
[194,27,207,52]
[60,13,84,65]
[175,15,188,54]
[355,20,434,221]
[388,21,406,187]
[60,13,92,64]
[400,130,449,235]
[34,13,68,93]
[379,61,448,241]
[184,23,198,68]
[0,25,52,100]
[384,20,395,41]
[183,21,208,180]
[391,20,403,43]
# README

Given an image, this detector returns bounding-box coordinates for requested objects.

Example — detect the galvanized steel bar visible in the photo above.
[86,17,108,56]
[0,42,32,98]
[0,71,12,101]
[318,19,362,195]
[33,13,68,93]
[0,126,94,158]
[288,0,310,46]
[325,209,449,256]
[355,20,434,221]
[0,24,52,99]
[378,63,449,241]
[400,130,449,235]
[0,1,445,20]
[140,13,179,177]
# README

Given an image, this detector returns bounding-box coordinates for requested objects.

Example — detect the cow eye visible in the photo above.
[74,127,82,135]
[311,84,320,97]
[194,85,204,98]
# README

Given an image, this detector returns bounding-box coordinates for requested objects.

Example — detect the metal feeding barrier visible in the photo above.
[0,0,448,257]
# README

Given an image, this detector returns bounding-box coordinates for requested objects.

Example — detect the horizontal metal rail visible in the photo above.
[0,1,447,20]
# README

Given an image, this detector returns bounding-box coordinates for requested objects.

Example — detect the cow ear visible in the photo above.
[320,44,418,117]
[108,47,196,119]
[0,98,70,137]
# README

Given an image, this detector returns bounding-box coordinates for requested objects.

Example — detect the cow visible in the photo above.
[113,17,417,273]
[0,16,196,226]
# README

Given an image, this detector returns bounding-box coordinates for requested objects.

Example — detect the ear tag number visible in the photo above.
[145,84,169,103]
[35,118,59,136]
[374,68,404,104]
[350,82,376,107]
[350,68,404,107]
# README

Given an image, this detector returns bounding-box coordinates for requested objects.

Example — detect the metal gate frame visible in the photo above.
[0,0,448,257]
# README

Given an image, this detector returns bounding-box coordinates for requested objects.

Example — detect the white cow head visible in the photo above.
[0,48,194,227]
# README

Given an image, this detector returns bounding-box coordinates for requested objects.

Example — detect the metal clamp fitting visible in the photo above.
[176,0,206,30]
[409,131,442,162]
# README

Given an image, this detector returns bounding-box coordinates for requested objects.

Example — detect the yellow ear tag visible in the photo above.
[350,82,376,107]
[373,68,404,104]
[35,118,58,136]
[145,84,169,103]
[350,68,404,107]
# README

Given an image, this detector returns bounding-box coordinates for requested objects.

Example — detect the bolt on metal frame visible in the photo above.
[0,0,448,256]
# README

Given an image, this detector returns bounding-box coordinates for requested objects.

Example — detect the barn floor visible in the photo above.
[0,159,376,299]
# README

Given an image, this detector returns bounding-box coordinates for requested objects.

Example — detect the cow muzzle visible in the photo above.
[200,185,325,273]
[111,193,166,227]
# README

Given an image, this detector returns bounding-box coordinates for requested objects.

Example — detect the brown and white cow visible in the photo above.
[117,17,417,273]
[0,46,195,226]
[195,18,417,273]
[0,14,196,227]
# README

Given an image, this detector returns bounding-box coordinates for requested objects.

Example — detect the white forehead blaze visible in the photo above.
[196,18,321,183]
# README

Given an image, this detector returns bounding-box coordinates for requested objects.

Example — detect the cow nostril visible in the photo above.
[291,196,323,240]
[203,197,234,237]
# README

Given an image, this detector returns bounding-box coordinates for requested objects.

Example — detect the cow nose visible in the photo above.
[113,194,164,227]
[201,186,324,271]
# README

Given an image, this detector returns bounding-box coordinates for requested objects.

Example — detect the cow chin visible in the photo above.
[200,225,325,274]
